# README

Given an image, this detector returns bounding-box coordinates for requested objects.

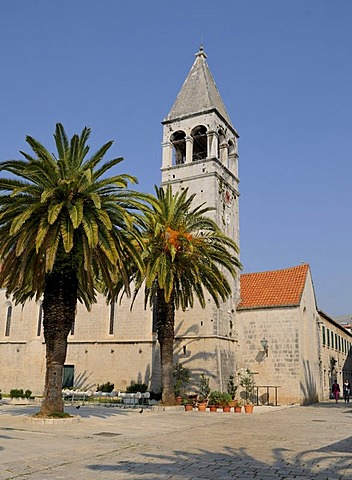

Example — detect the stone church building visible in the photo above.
[0,48,351,404]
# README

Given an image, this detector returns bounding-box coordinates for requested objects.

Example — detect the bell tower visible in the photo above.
[161,46,241,389]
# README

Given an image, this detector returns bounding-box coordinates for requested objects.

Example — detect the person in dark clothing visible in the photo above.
[331,380,340,403]
[343,380,351,402]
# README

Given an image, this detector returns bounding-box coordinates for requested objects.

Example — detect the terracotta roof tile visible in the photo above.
[237,264,309,310]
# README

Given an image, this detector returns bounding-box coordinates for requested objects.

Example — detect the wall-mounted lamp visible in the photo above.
[138,348,143,354]
[110,349,114,353]
[260,337,269,356]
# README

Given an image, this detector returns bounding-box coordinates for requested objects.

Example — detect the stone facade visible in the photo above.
[0,48,351,404]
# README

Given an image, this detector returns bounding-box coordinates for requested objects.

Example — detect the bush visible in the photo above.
[126,383,148,393]
[198,373,210,401]
[10,388,24,398]
[24,389,32,399]
[208,390,223,406]
[96,382,114,393]
[227,375,238,399]
[173,363,190,397]
[219,392,232,407]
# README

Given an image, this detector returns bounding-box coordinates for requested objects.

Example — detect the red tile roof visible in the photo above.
[237,264,310,310]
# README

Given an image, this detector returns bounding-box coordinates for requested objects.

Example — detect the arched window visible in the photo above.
[228,139,236,156]
[109,300,116,335]
[5,305,12,337]
[217,128,226,159]
[191,125,207,161]
[37,303,43,336]
[170,131,186,165]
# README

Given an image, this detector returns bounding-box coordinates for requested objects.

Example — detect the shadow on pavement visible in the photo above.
[86,443,352,479]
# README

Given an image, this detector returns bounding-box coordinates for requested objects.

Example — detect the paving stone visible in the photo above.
[0,403,351,479]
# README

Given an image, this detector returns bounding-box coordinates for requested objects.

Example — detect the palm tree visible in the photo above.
[0,123,146,415]
[135,185,242,405]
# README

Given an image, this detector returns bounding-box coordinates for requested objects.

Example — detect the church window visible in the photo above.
[5,305,12,337]
[326,328,330,347]
[37,303,43,336]
[191,125,207,161]
[109,300,116,335]
[322,326,325,345]
[152,300,158,333]
[170,131,186,165]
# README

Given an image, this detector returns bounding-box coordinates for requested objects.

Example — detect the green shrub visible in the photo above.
[96,382,114,393]
[10,388,24,398]
[126,383,148,393]
[198,374,210,401]
[208,390,223,406]
[24,389,32,399]
[173,363,190,397]
[227,375,238,399]
[219,392,232,406]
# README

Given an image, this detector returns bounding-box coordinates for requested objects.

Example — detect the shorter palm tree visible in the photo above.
[135,185,242,405]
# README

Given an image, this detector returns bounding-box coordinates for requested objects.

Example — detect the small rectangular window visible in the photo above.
[62,365,74,388]
[322,326,326,346]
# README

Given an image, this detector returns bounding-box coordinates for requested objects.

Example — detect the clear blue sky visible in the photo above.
[1,1,351,317]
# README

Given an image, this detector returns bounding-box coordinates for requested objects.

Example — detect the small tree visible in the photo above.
[173,363,190,398]
[227,374,238,399]
[238,368,256,405]
[198,374,210,402]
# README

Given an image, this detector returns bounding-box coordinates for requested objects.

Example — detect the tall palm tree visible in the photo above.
[135,185,242,405]
[0,123,146,415]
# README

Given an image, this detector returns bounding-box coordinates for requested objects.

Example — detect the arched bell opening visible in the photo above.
[170,130,186,165]
[191,125,207,161]
[217,128,226,159]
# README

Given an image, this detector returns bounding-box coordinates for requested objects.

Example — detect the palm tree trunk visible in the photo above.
[156,288,175,405]
[40,253,78,415]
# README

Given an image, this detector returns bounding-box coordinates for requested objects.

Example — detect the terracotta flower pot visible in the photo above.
[234,406,242,413]
[244,404,254,414]
[209,405,218,412]
[197,402,207,412]
[184,404,193,411]
[222,405,231,412]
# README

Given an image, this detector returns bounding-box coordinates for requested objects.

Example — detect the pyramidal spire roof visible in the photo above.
[164,46,233,127]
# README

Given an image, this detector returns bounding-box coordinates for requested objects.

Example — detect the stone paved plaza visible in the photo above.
[0,401,351,479]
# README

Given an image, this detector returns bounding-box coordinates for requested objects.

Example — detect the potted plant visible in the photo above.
[227,374,238,407]
[219,392,232,412]
[197,373,210,411]
[208,390,222,412]
[182,397,193,411]
[238,368,256,413]
[173,364,190,404]
[234,400,243,413]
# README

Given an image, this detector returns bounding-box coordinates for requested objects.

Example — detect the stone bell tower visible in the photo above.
[161,46,241,390]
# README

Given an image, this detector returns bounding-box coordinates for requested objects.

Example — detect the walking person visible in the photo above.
[331,380,340,403]
[343,379,351,402]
